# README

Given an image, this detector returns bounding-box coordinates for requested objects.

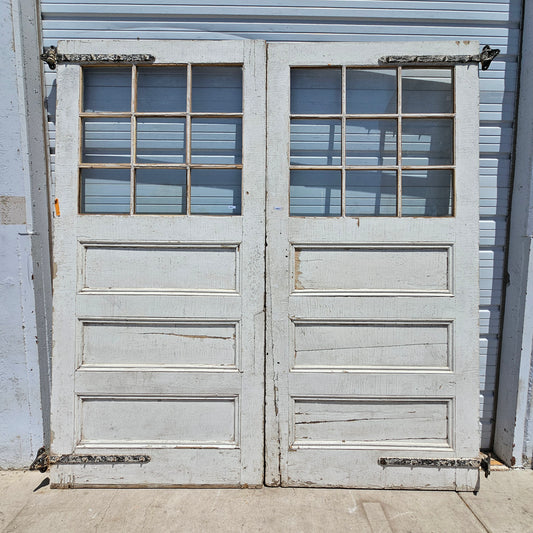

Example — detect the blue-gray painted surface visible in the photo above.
[494,0,533,468]
[39,0,522,451]
[0,0,47,469]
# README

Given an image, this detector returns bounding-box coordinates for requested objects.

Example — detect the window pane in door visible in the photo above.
[290,69,341,115]
[402,169,453,216]
[82,118,131,163]
[346,119,397,166]
[346,170,397,216]
[137,67,187,112]
[191,118,242,164]
[402,69,453,114]
[346,69,397,114]
[190,168,241,215]
[135,168,186,214]
[402,119,453,166]
[80,168,130,214]
[83,67,131,112]
[290,119,341,165]
[191,67,242,113]
[136,118,186,164]
[290,169,341,216]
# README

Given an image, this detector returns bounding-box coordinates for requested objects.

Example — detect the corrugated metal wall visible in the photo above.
[40,0,523,450]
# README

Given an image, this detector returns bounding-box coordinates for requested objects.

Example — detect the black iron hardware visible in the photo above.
[40,46,155,70]
[379,457,482,468]
[379,45,500,70]
[29,446,151,471]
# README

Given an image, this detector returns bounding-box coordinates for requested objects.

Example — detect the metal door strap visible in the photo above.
[40,46,155,70]
[379,455,491,477]
[30,447,150,472]
[379,45,500,70]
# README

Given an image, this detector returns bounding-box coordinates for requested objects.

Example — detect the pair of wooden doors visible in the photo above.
[51,39,480,489]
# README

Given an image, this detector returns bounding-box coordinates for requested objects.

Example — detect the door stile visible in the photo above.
[239,39,267,486]
[265,43,290,486]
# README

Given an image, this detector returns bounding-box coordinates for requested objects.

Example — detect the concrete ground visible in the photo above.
[1,470,532,532]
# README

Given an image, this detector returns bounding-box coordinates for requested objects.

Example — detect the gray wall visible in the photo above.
[0,0,51,469]
[39,0,523,451]
[494,0,533,468]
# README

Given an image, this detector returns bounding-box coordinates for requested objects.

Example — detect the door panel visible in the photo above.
[51,40,266,487]
[265,41,480,490]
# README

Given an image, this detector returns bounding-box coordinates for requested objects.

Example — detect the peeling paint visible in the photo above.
[0,196,26,225]
[293,249,304,290]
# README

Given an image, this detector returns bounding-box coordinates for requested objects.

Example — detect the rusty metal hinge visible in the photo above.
[29,446,49,472]
[29,446,151,471]
[480,452,491,478]
[379,457,482,468]
[40,46,155,70]
[380,45,500,70]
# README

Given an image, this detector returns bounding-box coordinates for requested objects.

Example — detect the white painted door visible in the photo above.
[50,40,266,487]
[52,39,480,490]
[265,41,480,490]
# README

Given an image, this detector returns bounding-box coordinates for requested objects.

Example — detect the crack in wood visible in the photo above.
[295,416,434,424]
[142,333,233,340]
[296,342,447,353]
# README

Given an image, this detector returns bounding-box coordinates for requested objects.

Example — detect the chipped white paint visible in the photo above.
[80,320,238,368]
[81,243,239,293]
[292,399,450,448]
[292,245,451,294]
[78,397,238,446]
[50,40,266,486]
[292,321,451,370]
[265,41,480,489]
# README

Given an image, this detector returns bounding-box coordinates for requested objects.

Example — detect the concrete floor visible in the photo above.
[1,470,532,532]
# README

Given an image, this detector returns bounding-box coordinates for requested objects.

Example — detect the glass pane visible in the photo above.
[192,67,242,113]
[82,118,130,163]
[137,67,187,112]
[291,69,341,115]
[346,170,397,216]
[346,69,397,114]
[83,67,131,112]
[136,118,186,164]
[135,168,186,214]
[402,119,453,166]
[402,169,453,217]
[190,169,241,215]
[402,69,453,114]
[191,118,242,164]
[346,119,397,166]
[80,168,130,214]
[290,119,341,166]
[290,170,341,217]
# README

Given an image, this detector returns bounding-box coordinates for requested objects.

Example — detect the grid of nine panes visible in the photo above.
[79,64,243,215]
[289,66,455,217]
